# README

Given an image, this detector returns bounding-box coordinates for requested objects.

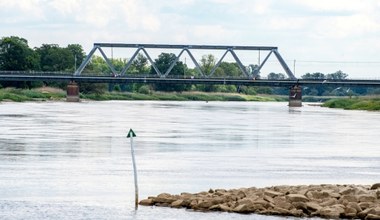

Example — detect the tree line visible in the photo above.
[1,36,379,96]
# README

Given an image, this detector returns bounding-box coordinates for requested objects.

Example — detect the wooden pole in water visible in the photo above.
[127,128,138,209]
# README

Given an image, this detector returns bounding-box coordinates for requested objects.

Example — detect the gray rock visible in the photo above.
[339,187,356,195]
[197,199,214,209]
[306,202,322,212]
[358,195,377,203]
[219,204,233,212]
[339,195,358,204]
[189,199,198,208]
[365,214,380,220]
[264,189,283,198]
[289,208,304,217]
[371,183,380,190]
[264,195,274,204]
[319,207,342,219]
[358,207,380,219]
[310,191,333,200]
[320,198,337,207]
[140,183,380,219]
[180,192,193,198]
[139,199,154,206]
[170,199,188,208]
[286,194,309,203]
[272,206,292,216]
[360,202,375,209]
[347,202,362,213]
[209,204,221,211]
[233,204,251,213]
[153,193,177,203]
[343,207,357,218]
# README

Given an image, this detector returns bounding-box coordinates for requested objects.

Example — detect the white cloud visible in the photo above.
[267,17,309,31]
[48,0,80,15]
[293,0,371,13]
[1,0,380,77]
[192,25,236,42]
[120,0,161,31]
[0,0,46,21]
[314,14,380,39]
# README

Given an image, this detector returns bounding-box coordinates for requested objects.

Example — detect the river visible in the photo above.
[0,101,380,219]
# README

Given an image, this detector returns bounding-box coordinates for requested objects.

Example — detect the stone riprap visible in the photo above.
[140,184,380,219]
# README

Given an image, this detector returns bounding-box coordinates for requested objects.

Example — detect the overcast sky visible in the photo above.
[1,0,379,78]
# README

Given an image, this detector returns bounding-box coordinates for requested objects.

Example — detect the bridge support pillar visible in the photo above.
[67,81,80,102]
[289,85,302,107]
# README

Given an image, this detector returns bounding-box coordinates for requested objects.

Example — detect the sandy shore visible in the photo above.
[140,183,380,219]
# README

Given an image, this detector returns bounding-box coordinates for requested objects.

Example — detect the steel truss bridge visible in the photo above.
[1,43,380,87]
[75,43,296,79]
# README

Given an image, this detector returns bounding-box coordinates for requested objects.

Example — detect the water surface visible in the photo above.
[1,101,379,219]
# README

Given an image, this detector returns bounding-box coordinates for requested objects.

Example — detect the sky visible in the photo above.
[1,0,380,78]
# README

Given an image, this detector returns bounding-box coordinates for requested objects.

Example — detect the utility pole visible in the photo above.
[74,54,77,73]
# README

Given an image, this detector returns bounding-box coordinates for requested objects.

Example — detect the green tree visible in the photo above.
[131,53,149,75]
[150,53,189,92]
[200,54,216,76]
[112,58,128,72]
[217,62,241,78]
[0,36,40,88]
[36,44,73,71]
[326,70,348,80]
[150,53,185,76]
[0,36,40,71]
[301,72,325,79]
[84,56,109,74]
[67,44,85,71]
[268,72,286,80]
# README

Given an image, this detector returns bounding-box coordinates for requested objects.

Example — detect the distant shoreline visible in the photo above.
[0,87,287,102]
[2,87,380,112]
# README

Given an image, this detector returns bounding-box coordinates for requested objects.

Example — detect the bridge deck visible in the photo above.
[1,73,380,87]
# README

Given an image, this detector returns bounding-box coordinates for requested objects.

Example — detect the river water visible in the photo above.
[0,101,380,219]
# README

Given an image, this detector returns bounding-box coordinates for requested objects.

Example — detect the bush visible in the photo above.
[322,98,357,109]
[240,86,257,95]
[322,98,380,111]
[138,85,151,94]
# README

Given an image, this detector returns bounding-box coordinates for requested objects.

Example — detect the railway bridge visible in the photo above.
[2,43,379,106]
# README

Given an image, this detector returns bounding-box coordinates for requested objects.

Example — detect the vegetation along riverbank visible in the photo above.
[140,183,380,219]
[322,97,380,111]
[0,87,286,102]
[3,87,380,112]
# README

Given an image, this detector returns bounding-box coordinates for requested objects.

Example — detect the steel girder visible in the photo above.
[75,43,296,79]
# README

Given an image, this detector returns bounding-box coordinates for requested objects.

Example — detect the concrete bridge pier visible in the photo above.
[289,85,302,107]
[67,81,80,102]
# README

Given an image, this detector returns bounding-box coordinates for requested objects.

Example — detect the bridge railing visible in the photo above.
[0,70,72,76]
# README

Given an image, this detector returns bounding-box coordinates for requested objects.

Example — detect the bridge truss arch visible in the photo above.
[75,43,296,80]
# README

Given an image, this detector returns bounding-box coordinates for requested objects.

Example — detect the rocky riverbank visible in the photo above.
[140,183,380,219]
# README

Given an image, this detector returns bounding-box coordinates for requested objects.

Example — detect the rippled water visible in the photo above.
[1,101,380,219]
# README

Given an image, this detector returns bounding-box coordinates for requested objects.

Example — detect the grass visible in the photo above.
[322,97,380,111]
[4,87,380,112]
[0,88,66,102]
[1,87,289,103]
[80,91,288,102]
